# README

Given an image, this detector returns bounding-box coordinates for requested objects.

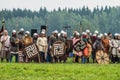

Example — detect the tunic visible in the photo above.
[102,38,109,53]
[36,37,47,53]
[0,35,11,58]
[109,39,119,57]
[118,40,120,57]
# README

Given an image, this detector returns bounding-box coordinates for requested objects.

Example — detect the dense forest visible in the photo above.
[0,6,120,37]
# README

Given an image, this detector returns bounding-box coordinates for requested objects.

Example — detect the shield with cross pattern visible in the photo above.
[52,41,65,57]
[24,43,39,59]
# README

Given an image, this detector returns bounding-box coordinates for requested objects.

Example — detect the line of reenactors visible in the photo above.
[0,28,120,64]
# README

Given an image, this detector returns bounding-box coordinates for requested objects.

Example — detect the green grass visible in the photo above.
[0,62,120,80]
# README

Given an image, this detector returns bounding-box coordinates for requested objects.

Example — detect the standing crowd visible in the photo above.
[0,28,120,63]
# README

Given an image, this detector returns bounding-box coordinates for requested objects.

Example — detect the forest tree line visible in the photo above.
[0,6,120,37]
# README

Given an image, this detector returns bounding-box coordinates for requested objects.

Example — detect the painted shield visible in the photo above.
[73,40,86,52]
[52,41,65,56]
[96,50,109,64]
[24,43,39,59]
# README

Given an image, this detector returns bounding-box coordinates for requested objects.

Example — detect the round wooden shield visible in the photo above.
[86,43,92,58]
[52,41,65,57]
[96,50,109,64]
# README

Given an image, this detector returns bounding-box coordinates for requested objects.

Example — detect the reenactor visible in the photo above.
[22,31,33,62]
[33,33,38,44]
[109,33,119,63]
[0,30,11,62]
[49,30,59,62]
[102,33,110,53]
[93,35,105,63]
[17,28,25,62]
[73,32,86,63]
[10,30,19,62]
[36,30,48,62]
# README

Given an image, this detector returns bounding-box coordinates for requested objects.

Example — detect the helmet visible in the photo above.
[41,29,46,34]
[76,32,80,36]
[20,28,24,31]
[104,33,108,36]
[82,32,85,35]
[86,29,90,33]
[98,35,101,39]
[60,30,65,34]
[95,30,98,34]
[53,30,58,34]
[25,31,30,34]
[33,33,38,36]
[114,33,119,36]
[12,30,16,33]
[82,32,87,35]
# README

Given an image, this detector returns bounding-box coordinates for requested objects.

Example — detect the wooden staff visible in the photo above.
[80,21,82,34]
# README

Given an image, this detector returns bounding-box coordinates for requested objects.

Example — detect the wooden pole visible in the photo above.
[2,18,5,30]
[80,21,82,34]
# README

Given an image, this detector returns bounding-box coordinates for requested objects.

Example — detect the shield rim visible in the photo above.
[96,50,109,64]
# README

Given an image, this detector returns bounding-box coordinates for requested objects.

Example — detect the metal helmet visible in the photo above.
[20,28,24,32]
[12,29,16,33]
[25,31,30,34]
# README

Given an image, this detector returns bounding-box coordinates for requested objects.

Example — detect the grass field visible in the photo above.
[0,62,120,80]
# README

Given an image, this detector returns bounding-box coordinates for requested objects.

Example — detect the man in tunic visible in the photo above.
[49,30,59,62]
[0,30,11,62]
[102,33,110,54]
[93,35,105,63]
[86,29,92,44]
[73,32,86,63]
[23,31,33,62]
[58,30,68,62]
[109,33,119,63]
[36,30,48,62]
[17,28,25,62]
[10,30,19,62]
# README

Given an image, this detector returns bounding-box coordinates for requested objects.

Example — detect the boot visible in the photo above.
[6,59,9,62]
[112,57,115,63]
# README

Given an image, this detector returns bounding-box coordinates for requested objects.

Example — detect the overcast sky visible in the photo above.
[0,0,120,11]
